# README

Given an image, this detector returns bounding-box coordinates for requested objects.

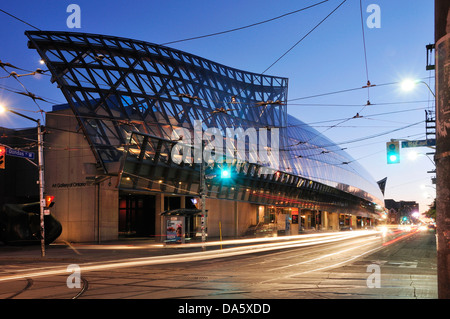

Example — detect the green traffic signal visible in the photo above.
[386,141,400,164]
[389,154,398,162]
[221,168,231,179]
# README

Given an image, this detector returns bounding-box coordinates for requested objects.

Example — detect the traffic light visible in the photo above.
[45,195,55,208]
[220,167,231,179]
[0,146,5,169]
[386,141,400,164]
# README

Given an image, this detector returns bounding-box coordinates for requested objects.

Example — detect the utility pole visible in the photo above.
[199,139,207,251]
[3,109,46,256]
[37,119,45,257]
[435,0,450,299]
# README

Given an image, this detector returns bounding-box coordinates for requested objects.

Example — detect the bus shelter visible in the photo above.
[160,209,206,244]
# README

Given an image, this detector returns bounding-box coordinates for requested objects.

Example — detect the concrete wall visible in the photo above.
[206,199,257,238]
[45,110,118,243]
[97,179,119,242]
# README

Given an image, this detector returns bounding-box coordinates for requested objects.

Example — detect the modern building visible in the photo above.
[25,30,385,243]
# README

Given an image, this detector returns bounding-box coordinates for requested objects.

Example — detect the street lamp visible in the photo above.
[407,150,419,161]
[0,105,46,257]
[400,79,435,97]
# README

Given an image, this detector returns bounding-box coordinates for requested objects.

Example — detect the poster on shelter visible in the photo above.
[166,217,184,243]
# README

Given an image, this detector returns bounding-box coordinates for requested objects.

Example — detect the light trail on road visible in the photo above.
[262,240,383,284]
[0,230,381,283]
[267,236,380,272]
[65,230,378,250]
[382,228,421,246]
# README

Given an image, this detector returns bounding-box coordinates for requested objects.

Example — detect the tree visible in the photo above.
[424,199,436,220]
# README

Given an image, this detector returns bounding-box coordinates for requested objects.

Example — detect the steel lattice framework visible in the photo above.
[26,31,287,170]
[26,30,384,216]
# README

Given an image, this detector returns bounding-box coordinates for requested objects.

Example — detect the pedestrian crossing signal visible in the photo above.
[0,146,5,169]
[45,195,55,208]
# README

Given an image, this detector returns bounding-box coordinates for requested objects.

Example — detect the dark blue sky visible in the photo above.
[0,0,435,212]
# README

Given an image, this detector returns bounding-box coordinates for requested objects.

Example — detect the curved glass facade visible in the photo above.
[284,115,383,205]
[26,30,384,213]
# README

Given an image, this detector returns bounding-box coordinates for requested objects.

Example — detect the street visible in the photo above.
[0,228,437,300]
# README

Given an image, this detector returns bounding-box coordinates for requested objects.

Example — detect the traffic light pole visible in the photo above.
[6,110,45,257]
[37,119,45,257]
[200,140,207,251]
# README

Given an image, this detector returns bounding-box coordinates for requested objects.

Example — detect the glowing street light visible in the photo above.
[400,79,435,97]
[407,150,419,161]
[401,79,417,92]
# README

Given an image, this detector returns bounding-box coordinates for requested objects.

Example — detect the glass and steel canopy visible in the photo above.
[26,30,384,216]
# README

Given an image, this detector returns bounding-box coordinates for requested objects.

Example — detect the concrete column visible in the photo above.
[155,193,164,241]
[234,201,239,238]
[351,216,357,229]
[322,211,328,230]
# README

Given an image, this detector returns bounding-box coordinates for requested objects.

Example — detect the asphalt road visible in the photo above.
[0,228,437,301]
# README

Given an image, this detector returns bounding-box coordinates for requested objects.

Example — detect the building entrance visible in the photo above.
[118,195,155,237]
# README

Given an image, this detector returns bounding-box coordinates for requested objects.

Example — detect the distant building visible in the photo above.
[385,199,419,224]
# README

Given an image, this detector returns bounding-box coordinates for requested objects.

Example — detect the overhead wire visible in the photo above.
[282,128,429,174]
[0,3,430,177]
[288,100,432,107]
[285,107,427,127]
[261,0,347,75]
[0,8,41,30]
[0,67,46,121]
[195,0,349,126]
[322,120,424,146]
[170,0,343,119]
[0,4,429,197]
[0,84,58,104]
[160,1,330,46]
[358,0,371,108]
[281,120,424,153]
